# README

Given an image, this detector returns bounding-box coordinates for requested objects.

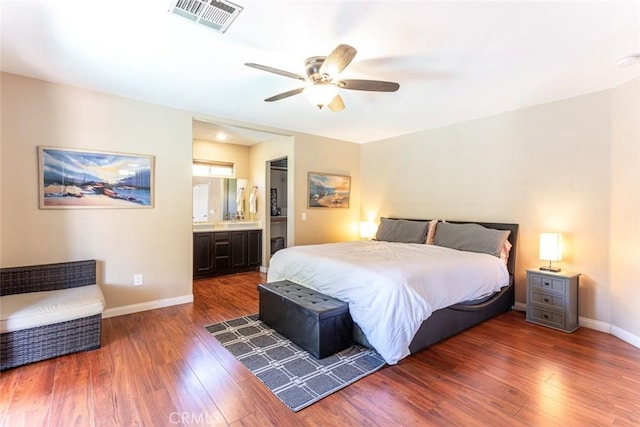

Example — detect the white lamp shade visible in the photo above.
[539,233,562,262]
[360,221,377,239]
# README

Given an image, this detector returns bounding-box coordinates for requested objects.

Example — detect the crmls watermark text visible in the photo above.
[169,412,217,425]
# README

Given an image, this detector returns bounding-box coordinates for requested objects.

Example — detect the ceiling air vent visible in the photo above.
[169,0,243,33]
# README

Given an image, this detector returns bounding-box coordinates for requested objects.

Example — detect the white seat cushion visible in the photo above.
[0,285,105,333]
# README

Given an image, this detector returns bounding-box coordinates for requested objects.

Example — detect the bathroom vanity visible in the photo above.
[193,224,262,278]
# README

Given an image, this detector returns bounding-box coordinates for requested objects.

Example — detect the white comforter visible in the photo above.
[267,240,509,364]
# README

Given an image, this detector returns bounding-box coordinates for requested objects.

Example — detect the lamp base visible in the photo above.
[540,266,561,273]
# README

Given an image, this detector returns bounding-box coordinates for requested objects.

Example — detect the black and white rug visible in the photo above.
[205,314,385,412]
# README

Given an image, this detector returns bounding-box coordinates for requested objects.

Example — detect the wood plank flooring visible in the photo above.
[1,271,639,426]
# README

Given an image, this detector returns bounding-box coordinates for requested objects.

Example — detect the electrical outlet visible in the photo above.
[301,212,307,221]
[134,274,143,286]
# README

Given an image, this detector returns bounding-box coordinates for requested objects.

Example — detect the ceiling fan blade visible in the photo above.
[327,94,345,112]
[264,87,305,102]
[319,44,357,77]
[245,63,306,81]
[338,79,400,92]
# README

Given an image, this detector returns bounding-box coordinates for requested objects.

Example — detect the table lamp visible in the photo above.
[539,233,562,272]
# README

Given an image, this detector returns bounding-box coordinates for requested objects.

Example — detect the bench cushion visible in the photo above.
[258,281,353,358]
[0,284,105,333]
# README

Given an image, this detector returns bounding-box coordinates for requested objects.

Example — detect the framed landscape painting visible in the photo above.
[307,172,350,208]
[38,146,155,209]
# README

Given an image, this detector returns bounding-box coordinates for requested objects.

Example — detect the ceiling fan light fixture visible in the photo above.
[303,83,339,109]
[245,43,399,111]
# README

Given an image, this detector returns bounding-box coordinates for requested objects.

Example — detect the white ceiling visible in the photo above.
[2,0,639,144]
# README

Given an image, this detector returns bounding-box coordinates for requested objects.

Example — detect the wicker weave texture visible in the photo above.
[0,259,96,296]
[1,314,102,370]
[0,260,101,370]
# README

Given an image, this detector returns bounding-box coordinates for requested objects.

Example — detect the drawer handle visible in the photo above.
[544,282,550,287]
[543,298,550,303]
[543,314,550,319]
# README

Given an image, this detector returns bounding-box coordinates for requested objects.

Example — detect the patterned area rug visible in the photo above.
[205,314,386,412]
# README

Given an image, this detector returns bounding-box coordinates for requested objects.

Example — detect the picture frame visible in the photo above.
[307,172,350,209]
[38,146,155,209]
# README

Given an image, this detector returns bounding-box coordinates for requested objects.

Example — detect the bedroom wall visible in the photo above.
[0,73,194,314]
[192,139,250,179]
[610,76,640,341]
[0,72,361,314]
[292,134,361,245]
[361,89,613,326]
[248,134,295,267]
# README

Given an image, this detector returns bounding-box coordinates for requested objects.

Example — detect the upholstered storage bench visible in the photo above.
[0,260,105,371]
[258,280,353,359]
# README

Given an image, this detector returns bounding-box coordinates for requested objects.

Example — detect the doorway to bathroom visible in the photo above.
[268,157,287,256]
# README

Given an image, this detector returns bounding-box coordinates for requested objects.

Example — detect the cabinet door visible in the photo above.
[248,230,262,267]
[214,232,231,272]
[193,233,214,277]
[230,231,247,268]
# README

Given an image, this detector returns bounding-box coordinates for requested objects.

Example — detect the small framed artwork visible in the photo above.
[307,172,350,208]
[38,146,155,209]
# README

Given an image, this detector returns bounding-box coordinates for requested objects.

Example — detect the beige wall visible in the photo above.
[4,71,637,345]
[248,135,294,266]
[610,77,640,339]
[1,73,193,311]
[0,72,360,315]
[292,134,361,245]
[192,139,250,179]
[362,90,614,322]
[248,131,361,264]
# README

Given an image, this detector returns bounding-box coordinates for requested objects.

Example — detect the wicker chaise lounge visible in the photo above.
[0,260,105,370]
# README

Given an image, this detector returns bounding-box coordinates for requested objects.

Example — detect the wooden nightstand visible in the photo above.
[526,269,580,332]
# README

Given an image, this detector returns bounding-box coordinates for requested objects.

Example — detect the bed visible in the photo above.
[267,219,518,364]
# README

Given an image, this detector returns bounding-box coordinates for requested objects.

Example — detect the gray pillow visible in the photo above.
[432,222,510,257]
[375,218,429,244]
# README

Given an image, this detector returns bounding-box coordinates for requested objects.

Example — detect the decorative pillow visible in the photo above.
[375,218,429,244]
[500,239,513,265]
[425,219,438,245]
[432,222,510,258]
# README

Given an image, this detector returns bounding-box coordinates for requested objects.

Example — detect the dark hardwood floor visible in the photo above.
[1,271,639,426]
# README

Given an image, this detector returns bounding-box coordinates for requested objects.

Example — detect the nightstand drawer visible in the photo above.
[528,307,565,329]
[529,274,566,293]
[526,269,580,333]
[529,290,565,309]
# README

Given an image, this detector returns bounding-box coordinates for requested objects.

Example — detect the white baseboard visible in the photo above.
[578,316,610,333]
[102,294,640,351]
[102,294,194,318]
[610,325,640,349]
[580,317,640,349]
[514,303,639,350]
[513,302,527,312]
[260,266,268,274]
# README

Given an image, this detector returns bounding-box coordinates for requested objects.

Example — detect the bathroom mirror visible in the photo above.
[193,177,247,222]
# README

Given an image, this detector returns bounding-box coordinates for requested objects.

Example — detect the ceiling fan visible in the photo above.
[245,44,400,112]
